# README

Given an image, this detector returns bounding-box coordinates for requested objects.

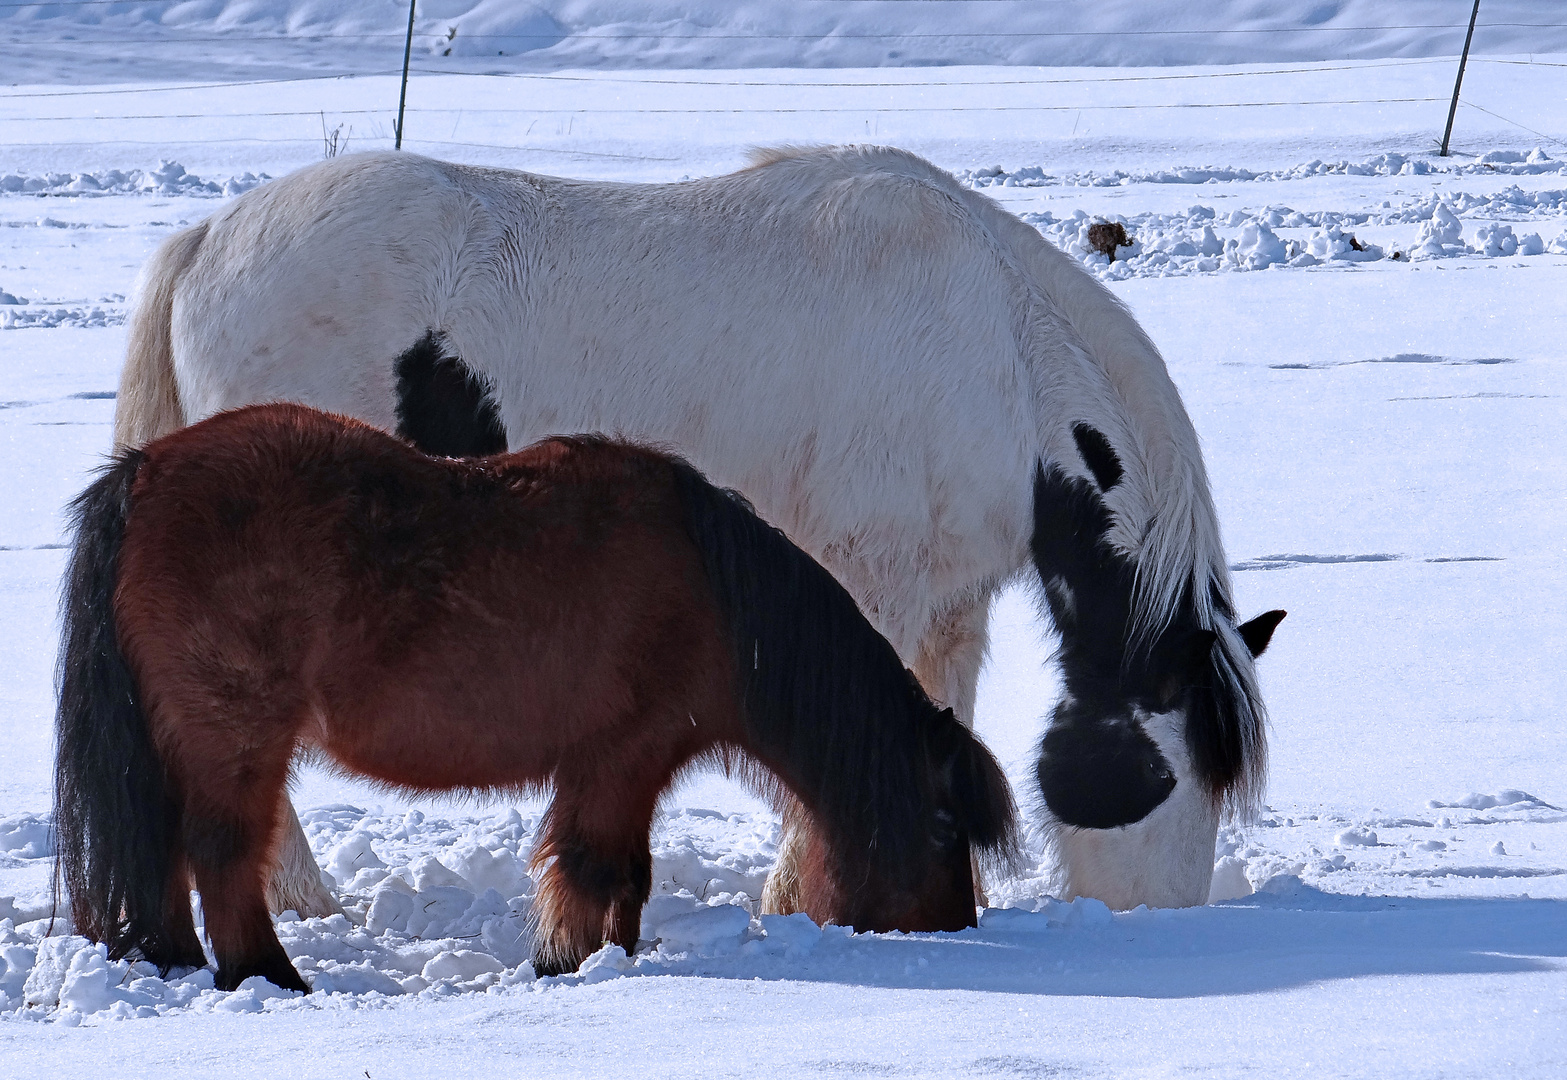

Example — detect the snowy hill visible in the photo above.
[6,0,1567,83]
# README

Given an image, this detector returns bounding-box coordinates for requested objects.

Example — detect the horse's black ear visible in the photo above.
[1238,610,1286,658]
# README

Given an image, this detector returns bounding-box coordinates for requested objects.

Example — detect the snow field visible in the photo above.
[3,786,1562,1022]
[2,43,1566,1073]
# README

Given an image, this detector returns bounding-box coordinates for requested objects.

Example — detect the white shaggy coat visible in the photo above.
[121,145,1256,911]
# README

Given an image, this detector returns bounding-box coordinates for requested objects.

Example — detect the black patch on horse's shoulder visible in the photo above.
[1037,701,1176,830]
[394,331,507,457]
[1071,423,1124,492]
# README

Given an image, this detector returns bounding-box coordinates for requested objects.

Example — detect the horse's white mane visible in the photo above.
[742,144,1264,805]
[758,148,1229,617]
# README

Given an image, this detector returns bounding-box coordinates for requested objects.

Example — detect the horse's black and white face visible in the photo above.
[1036,611,1283,834]
[1031,445,1284,908]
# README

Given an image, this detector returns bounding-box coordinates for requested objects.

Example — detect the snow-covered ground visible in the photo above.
[3,7,1567,1075]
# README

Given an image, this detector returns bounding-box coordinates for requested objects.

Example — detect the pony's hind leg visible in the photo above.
[530,759,668,976]
[159,851,209,971]
[185,804,308,992]
[913,591,995,906]
[759,805,808,916]
[177,748,309,992]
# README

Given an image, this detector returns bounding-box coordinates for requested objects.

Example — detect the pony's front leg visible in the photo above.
[530,767,660,976]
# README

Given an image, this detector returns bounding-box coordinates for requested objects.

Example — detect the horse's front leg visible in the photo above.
[910,589,993,729]
[264,800,344,918]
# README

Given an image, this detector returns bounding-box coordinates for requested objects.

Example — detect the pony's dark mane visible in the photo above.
[667,458,1015,873]
[1031,458,1266,810]
[52,446,188,963]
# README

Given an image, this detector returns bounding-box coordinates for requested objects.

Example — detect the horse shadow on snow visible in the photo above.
[626,883,1567,999]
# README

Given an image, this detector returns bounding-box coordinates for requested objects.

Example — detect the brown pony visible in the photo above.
[54,403,1016,992]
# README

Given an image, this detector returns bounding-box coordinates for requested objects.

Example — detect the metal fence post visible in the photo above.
[396,0,416,149]
[1441,0,1479,156]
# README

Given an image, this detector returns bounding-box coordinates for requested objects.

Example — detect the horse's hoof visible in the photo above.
[266,879,344,920]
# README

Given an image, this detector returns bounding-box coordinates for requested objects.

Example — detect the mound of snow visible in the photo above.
[8,1,1567,74]
[0,164,268,199]
[1412,203,1466,259]
[1430,790,1559,812]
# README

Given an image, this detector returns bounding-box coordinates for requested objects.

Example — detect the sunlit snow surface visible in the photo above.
[2,31,1566,1080]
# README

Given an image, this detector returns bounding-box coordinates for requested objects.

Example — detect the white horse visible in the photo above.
[114,145,1282,919]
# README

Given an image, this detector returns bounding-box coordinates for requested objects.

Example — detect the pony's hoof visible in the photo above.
[158,951,210,977]
[529,953,582,978]
[215,960,310,994]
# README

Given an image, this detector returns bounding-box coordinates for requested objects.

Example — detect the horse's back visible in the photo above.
[170,153,487,427]
[156,146,1138,654]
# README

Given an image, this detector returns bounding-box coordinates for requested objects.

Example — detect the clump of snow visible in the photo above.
[1208,856,1254,902]
[1430,791,1558,812]
[0,163,268,199]
[324,828,385,888]
[1334,828,1379,848]
[0,815,52,860]
[1304,226,1382,264]
[645,897,752,950]
[574,944,635,984]
[1227,222,1288,270]
[1472,223,1519,258]
[1411,203,1465,260]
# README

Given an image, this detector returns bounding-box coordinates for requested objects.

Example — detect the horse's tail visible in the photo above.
[667,459,1016,862]
[114,222,207,448]
[53,447,176,962]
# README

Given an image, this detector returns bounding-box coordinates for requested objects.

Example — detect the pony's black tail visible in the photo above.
[669,459,1016,865]
[53,448,180,964]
